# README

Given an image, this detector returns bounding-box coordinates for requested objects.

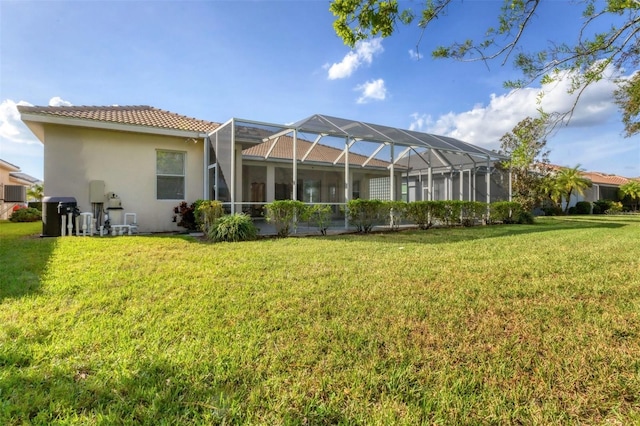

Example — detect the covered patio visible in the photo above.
[205,114,510,228]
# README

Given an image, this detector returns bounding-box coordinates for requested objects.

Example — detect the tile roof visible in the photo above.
[17,105,219,133]
[581,171,631,186]
[544,163,634,186]
[242,136,393,169]
[9,172,41,184]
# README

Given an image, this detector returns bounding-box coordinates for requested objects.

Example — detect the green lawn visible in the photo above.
[1,217,639,425]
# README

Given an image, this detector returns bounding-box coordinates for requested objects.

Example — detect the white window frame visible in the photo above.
[156,150,186,200]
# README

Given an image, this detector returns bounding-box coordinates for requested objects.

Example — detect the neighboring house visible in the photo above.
[18,106,510,233]
[0,159,41,220]
[547,164,636,208]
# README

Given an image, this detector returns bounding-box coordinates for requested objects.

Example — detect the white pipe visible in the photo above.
[61,214,66,237]
[67,214,73,236]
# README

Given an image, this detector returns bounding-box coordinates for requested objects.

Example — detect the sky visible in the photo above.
[1,0,638,181]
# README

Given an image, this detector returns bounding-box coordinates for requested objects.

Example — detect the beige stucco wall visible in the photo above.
[42,124,204,233]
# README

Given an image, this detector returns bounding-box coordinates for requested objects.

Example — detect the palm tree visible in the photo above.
[27,183,43,201]
[619,180,640,211]
[556,165,592,214]
[540,175,562,207]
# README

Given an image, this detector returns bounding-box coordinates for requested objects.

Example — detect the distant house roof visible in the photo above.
[18,105,219,137]
[545,163,635,186]
[581,171,632,186]
[243,136,393,169]
[0,159,21,172]
[10,172,41,185]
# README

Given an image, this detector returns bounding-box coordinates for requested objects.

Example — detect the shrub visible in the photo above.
[9,207,42,222]
[173,201,197,230]
[300,204,333,235]
[591,204,602,214]
[593,200,613,215]
[605,201,623,214]
[460,201,487,226]
[575,201,592,215]
[541,205,563,216]
[568,206,577,215]
[208,213,258,242]
[195,200,224,233]
[517,210,535,224]
[27,202,42,211]
[489,201,523,224]
[405,201,433,229]
[346,199,385,233]
[265,200,306,237]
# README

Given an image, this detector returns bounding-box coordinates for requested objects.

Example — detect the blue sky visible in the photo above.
[1,0,638,180]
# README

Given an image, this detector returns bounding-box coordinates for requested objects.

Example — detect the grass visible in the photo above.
[1,216,640,424]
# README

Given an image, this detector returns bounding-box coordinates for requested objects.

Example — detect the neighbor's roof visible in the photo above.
[10,172,41,185]
[18,105,219,134]
[0,159,21,172]
[243,136,392,169]
[581,171,632,186]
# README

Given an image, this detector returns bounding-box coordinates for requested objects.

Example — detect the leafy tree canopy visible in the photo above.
[498,116,550,210]
[330,0,640,135]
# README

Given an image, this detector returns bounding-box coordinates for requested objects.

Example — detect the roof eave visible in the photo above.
[19,112,208,139]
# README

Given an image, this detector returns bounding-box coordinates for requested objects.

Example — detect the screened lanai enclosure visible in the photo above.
[205,114,510,228]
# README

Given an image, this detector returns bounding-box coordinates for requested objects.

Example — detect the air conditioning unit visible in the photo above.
[3,185,26,202]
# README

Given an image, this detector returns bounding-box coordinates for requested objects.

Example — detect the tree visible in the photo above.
[27,183,43,201]
[540,174,562,208]
[556,165,592,214]
[330,0,640,135]
[498,116,550,211]
[615,72,640,137]
[618,180,640,211]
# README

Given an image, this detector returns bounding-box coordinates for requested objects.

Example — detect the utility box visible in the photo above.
[89,180,105,203]
[42,196,78,237]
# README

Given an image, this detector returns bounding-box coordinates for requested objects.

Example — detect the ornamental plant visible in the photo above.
[265,200,306,237]
[208,213,258,242]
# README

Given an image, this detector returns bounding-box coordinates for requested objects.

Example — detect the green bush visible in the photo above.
[541,205,563,216]
[460,201,487,226]
[346,199,385,233]
[300,204,332,235]
[27,202,42,211]
[605,201,623,214]
[405,201,433,229]
[173,201,197,230]
[208,213,258,242]
[489,201,523,224]
[575,201,592,215]
[265,200,306,237]
[195,200,224,233]
[592,204,602,214]
[593,200,613,215]
[9,207,42,222]
[517,210,535,224]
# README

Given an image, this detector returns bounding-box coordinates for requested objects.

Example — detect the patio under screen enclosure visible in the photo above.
[205,114,511,227]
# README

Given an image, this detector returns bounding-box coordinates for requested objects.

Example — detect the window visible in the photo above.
[157,150,185,200]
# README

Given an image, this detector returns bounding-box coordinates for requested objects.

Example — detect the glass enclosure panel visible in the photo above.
[243,165,267,216]
[215,122,233,202]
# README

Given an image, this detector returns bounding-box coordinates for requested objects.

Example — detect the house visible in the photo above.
[0,159,41,220]
[18,106,510,233]
[546,164,637,208]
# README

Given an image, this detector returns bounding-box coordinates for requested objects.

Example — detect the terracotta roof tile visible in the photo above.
[581,171,630,186]
[243,136,392,168]
[17,105,219,133]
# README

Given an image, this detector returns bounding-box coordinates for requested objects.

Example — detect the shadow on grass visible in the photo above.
[0,222,57,302]
[319,218,630,245]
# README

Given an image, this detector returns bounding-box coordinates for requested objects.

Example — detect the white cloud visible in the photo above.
[0,99,38,145]
[49,96,73,107]
[409,49,423,61]
[409,67,625,150]
[325,38,384,80]
[355,79,387,104]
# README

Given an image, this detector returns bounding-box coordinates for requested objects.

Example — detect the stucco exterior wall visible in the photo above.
[42,124,204,232]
